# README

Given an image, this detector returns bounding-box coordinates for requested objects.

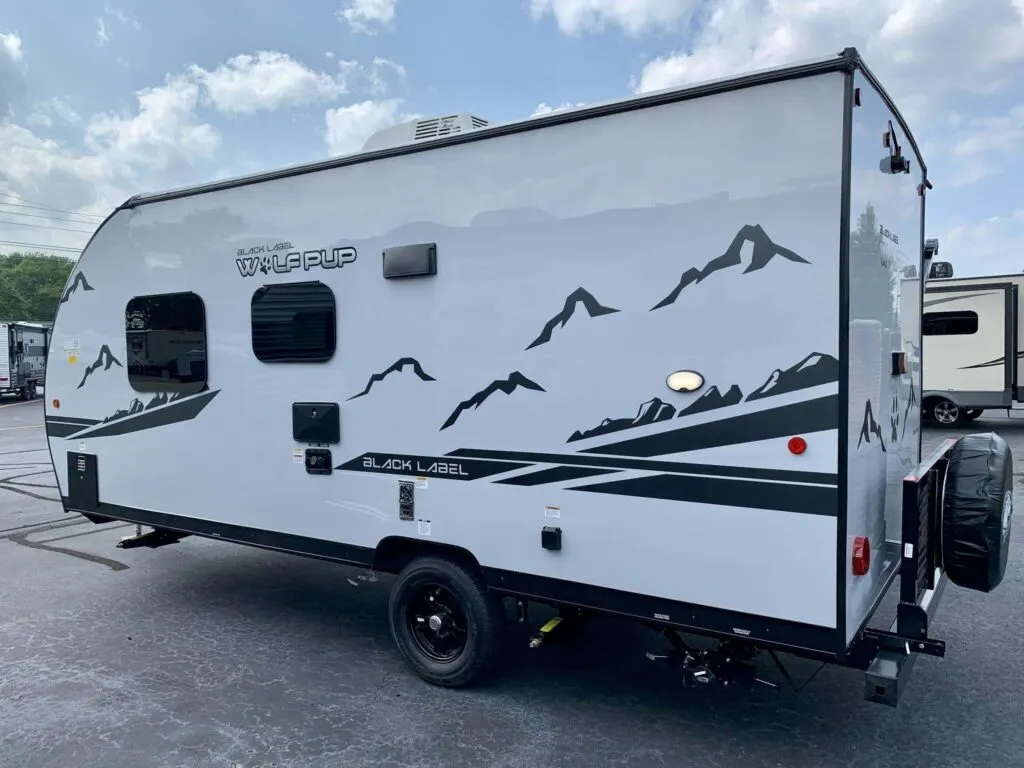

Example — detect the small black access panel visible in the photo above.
[67,452,99,513]
[383,243,437,279]
[292,402,340,444]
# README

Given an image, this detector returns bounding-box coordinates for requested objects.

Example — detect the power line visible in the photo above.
[0,239,82,254]
[0,193,105,222]
[0,207,103,226]
[0,217,94,235]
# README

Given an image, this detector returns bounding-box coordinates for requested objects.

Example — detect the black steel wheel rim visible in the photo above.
[406,582,469,663]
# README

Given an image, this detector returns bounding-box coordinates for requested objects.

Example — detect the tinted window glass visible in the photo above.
[125,292,208,393]
[251,281,336,362]
[922,310,978,336]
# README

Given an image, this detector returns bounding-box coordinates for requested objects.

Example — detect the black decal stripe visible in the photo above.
[495,465,620,486]
[71,390,220,439]
[578,394,839,458]
[568,474,837,516]
[337,452,531,481]
[447,448,837,486]
[45,421,93,438]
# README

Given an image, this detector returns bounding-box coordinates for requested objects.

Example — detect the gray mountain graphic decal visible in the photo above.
[568,397,676,443]
[677,384,743,417]
[76,345,123,389]
[745,353,838,401]
[567,352,837,444]
[526,288,620,349]
[857,400,886,452]
[651,224,809,311]
[348,357,436,400]
[441,372,545,431]
[60,271,95,304]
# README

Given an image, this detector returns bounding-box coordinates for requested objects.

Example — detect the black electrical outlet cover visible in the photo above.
[305,448,333,475]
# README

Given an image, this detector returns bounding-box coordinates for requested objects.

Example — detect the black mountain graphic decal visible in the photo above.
[102,390,193,424]
[441,372,545,431]
[526,288,620,349]
[677,384,743,417]
[651,224,809,311]
[60,271,95,304]
[745,353,838,402]
[348,357,436,400]
[568,397,676,443]
[858,400,886,452]
[77,345,123,389]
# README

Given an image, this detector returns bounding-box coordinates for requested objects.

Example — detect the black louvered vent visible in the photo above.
[251,281,336,363]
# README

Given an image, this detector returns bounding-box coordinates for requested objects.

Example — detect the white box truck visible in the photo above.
[1,321,50,400]
[43,48,1014,706]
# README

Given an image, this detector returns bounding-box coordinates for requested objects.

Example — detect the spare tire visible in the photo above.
[942,432,1014,593]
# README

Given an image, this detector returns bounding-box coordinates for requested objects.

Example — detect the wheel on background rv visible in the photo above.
[929,397,965,427]
[965,409,983,421]
[941,432,1014,593]
[27,381,37,400]
[388,556,506,687]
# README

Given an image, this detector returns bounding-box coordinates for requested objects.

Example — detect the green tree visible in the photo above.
[0,251,77,322]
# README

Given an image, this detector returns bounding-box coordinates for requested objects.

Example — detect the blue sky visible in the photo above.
[1,0,1022,275]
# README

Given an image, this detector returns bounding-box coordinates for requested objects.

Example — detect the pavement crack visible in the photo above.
[5,530,129,571]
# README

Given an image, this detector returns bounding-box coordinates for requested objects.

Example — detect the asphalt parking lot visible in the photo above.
[2,396,1022,768]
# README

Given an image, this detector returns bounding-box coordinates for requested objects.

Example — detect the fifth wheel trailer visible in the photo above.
[1,321,50,400]
[44,48,1014,707]
[905,271,1024,426]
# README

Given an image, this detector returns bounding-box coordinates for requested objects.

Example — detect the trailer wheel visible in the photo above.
[965,409,983,421]
[27,381,37,400]
[929,397,965,427]
[942,432,1014,593]
[389,556,505,687]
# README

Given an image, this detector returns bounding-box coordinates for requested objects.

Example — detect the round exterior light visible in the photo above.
[666,370,705,393]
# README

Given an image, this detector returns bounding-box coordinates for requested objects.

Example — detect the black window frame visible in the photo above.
[250,280,337,363]
[125,291,209,394]
[922,310,979,337]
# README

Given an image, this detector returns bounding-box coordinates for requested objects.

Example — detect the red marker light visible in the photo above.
[787,436,807,455]
[853,536,871,576]
[52,398,60,409]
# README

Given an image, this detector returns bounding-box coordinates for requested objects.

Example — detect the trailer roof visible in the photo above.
[119,46,924,210]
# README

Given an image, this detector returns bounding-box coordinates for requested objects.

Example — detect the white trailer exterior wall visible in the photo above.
[844,70,925,644]
[45,51,933,669]
[909,274,1024,420]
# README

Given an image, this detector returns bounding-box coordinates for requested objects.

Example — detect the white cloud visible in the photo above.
[942,210,1024,276]
[531,100,586,116]
[337,0,398,34]
[324,99,414,156]
[0,31,26,119]
[25,97,81,129]
[95,4,140,47]
[632,1,1024,110]
[528,0,697,36]
[1,38,417,256]
[190,51,351,114]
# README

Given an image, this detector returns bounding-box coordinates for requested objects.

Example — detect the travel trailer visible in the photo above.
[1,321,50,400]
[44,48,1013,707]
[904,270,1024,426]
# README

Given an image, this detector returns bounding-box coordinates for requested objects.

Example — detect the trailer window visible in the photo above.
[923,310,979,336]
[250,281,336,363]
[125,292,208,394]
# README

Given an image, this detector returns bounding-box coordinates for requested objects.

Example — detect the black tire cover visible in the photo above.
[942,432,1014,592]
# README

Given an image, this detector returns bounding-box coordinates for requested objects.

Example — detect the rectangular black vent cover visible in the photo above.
[383,243,437,279]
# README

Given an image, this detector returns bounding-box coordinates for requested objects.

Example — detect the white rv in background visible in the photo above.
[1,321,50,400]
[907,271,1024,426]
[44,48,1014,708]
